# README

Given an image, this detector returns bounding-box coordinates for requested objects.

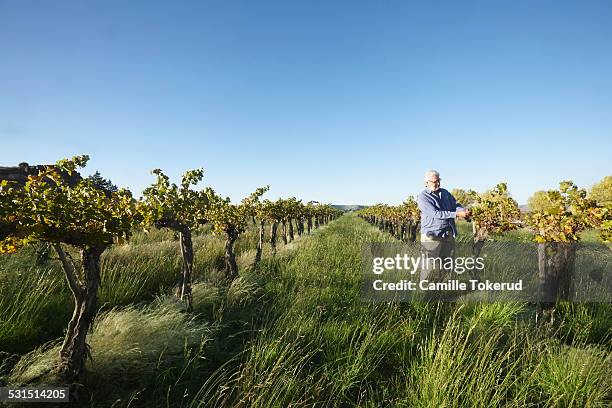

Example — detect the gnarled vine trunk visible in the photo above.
[288,219,294,242]
[178,229,194,309]
[55,244,105,383]
[254,220,265,267]
[224,228,239,281]
[537,242,577,323]
[155,219,194,309]
[281,221,288,244]
[270,222,278,256]
[472,223,488,258]
[307,217,312,234]
[409,222,419,242]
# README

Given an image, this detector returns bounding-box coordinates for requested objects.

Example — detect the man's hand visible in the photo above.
[456,209,470,218]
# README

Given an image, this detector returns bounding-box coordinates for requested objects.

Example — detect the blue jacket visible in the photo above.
[417,188,464,237]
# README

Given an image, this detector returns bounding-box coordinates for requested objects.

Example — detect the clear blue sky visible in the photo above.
[1,0,611,205]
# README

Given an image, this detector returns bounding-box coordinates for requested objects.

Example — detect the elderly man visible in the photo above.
[417,170,469,283]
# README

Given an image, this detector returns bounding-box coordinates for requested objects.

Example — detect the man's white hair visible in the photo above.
[424,169,440,181]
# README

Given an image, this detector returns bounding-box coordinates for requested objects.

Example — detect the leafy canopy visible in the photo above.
[205,186,269,235]
[0,155,139,253]
[590,175,612,206]
[469,183,521,237]
[526,181,607,243]
[527,190,558,213]
[140,168,208,229]
[451,188,477,208]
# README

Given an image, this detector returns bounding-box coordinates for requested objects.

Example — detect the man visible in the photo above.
[417,170,469,284]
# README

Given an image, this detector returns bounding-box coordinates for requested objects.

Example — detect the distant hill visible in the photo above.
[332,204,368,212]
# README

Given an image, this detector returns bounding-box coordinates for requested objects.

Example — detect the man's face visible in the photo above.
[426,176,441,192]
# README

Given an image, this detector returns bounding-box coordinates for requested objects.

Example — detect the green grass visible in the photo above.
[7,297,213,406]
[190,214,611,407]
[0,223,298,356]
[0,266,69,354]
[534,345,611,407]
[1,215,610,407]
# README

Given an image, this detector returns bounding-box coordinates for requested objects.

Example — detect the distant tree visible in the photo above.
[590,175,612,206]
[527,190,557,212]
[87,171,118,193]
[451,188,477,208]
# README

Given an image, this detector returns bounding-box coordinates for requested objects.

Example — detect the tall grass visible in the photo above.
[0,266,70,354]
[533,344,612,407]
[7,297,212,406]
[0,224,295,356]
[190,214,611,407]
[1,215,610,407]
